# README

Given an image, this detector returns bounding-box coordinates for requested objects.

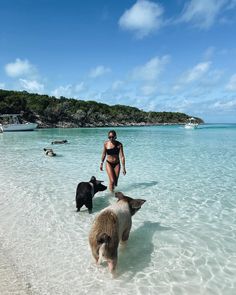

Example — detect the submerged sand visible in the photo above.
[0,245,33,295]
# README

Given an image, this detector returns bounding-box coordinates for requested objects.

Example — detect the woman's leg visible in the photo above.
[106,162,116,192]
[114,163,120,186]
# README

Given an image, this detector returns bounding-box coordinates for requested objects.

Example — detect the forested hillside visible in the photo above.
[0,89,204,127]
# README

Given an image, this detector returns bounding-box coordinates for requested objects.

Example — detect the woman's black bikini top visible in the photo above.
[106,143,120,156]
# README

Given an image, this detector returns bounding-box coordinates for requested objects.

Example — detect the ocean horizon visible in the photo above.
[0,124,236,294]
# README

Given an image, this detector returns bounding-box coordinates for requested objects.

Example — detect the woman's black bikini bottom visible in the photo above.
[106,160,120,169]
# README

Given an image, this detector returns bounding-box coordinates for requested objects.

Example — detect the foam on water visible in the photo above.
[0,125,236,294]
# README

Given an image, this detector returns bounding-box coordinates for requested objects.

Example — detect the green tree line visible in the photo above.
[0,89,204,127]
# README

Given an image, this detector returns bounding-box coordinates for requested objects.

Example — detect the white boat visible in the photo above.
[0,114,38,132]
[184,117,199,129]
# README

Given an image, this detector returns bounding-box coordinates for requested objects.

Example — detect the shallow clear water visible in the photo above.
[0,125,236,294]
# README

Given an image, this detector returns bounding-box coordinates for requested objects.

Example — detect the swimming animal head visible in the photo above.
[43,148,56,157]
[51,140,68,144]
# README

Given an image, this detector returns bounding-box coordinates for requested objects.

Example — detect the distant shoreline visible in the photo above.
[0,89,204,128]
[34,122,236,128]
[36,122,189,129]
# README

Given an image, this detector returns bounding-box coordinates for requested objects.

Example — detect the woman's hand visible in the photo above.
[123,168,126,175]
[100,162,104,171]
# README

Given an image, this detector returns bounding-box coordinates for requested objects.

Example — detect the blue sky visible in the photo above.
[0,0,236,122]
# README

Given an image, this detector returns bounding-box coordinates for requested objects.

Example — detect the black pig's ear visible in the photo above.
[130,199,146,209]
[96,179,104,184]
[115,192,126,200]
[90,176,96,183]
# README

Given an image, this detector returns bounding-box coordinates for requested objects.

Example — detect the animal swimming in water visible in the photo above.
[51,140,68,144]
[88,191,146,275]
[43,148,56,157]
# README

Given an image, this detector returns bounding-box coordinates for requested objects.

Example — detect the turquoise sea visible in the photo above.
[0,124,236,295]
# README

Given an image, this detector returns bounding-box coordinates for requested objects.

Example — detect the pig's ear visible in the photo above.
[115,192,125,200]
[90,176,96,183]
[130,199,146,209]
[96,180,104,184]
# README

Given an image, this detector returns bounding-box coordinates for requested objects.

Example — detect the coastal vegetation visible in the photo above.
[0,89,204,127]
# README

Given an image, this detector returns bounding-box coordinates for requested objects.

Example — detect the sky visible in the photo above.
[0,0,236,122]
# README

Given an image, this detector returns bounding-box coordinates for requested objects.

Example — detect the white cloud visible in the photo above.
[89,65,111,78]
[202,70,223,86]
[5,58,36,77]
[212,99,236,110]
[132,55,170,81]
[19,79,44,93]
[203,46,215,60]
[51,85,73,98]
[226,74,236,91]
[180,0,227,29]
[141,84,157,96]
[183,61,211,83]
[0,82,5,89]
[119,0,164,38]
[51,82,86,98]
[112,80,124,90]
[75,82,85,93]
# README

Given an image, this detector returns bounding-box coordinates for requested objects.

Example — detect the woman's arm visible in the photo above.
[100,143,106,171]
[120,144,126,175]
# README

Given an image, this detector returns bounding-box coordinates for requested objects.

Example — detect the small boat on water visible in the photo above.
[184,117,199,129]
[0,114,38,132]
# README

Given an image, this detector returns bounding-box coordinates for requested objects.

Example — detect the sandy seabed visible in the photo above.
[0,246,32,295]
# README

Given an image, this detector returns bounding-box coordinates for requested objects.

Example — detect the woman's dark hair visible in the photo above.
[108,130,117,138]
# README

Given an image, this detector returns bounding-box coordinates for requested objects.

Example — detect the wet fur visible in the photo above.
[76,176,107,213]
[51,139,68,144]
[89,192,146,274]
[43,148,56,157]
[89,211,119,269]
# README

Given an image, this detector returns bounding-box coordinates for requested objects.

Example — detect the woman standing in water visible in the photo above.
[100,130,126,192]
